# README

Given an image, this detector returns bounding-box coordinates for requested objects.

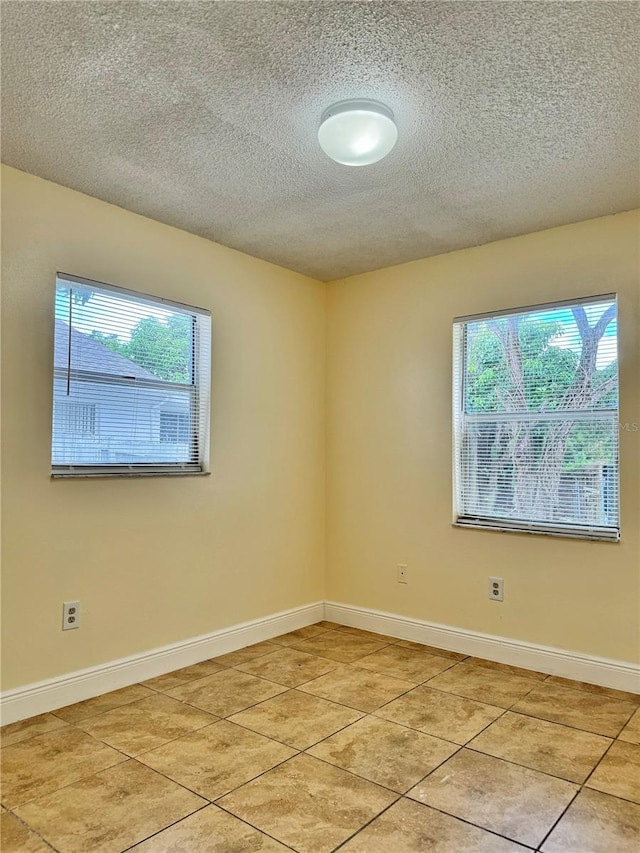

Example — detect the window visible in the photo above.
[52,273,211,476]
[159,411,190,444]
[54,402,97,436]
[453,295,619,541]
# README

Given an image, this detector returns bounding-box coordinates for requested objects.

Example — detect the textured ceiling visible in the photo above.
[2,1,639,281]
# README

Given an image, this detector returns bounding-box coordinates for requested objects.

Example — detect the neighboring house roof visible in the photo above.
[54,319,159,380]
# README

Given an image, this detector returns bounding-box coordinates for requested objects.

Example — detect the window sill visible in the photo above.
[51,470,211,480]
[452,520,619,542]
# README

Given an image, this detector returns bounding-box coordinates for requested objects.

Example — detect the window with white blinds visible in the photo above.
[52,273,211,476]
[453,295,620,541]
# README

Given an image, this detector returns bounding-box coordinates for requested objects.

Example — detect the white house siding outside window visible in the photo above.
[453,295,619,541]
[52,274,211,476]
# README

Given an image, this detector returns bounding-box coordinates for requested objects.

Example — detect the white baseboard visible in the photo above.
[325,601,640,694]
[0,601,324,726]
[3,599,637,725]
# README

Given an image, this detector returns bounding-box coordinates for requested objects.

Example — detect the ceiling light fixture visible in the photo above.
[317,99,398,166]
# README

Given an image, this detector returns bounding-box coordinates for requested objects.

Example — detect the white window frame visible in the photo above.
[452,294,620,541]
[52,273,212,478]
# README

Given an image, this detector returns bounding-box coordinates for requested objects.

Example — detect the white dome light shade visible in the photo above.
[318,99,398,166]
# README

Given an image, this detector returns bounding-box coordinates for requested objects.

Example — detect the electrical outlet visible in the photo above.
[489,577,503,601]
[397,564,408,584]
[62,600,80,630]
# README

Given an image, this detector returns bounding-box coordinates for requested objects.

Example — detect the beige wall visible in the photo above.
[2,165,638,694]
[1,166,326,689]
[327,212,640,663]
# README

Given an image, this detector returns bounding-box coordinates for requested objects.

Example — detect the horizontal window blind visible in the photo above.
[453,295,620,540]
[52,274,211,476]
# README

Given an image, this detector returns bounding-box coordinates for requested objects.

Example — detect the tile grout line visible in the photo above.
[330,794,404,852]
[580,734,631,796]
[125,713,307,801]
[503,701,637,739]
[139,680,295,722]
[119,628,393,850]
[201,660,572,847]
[98,716,221,761]
[532,738,640,853]
[212,802,302,853]
[229,703,366,753]
[394,733,571,852]
[219,646,444,717]
[53,688,218,728]
[406,796,540,851]
[123,643,525,848]
[118,800,212,853]
[59,665,385,763]
[463,737,612,786]
[331,793,540,853]
[441,677,620,787]
[533,787,581,852]
[457,742,589,786]
[2,656,485,737]
[48,694,152,725]
[136,648,630,762]
[296,747,413,798]
[343,672,600,850]
[301,710,460,773]
[4,720,225,829]
[11,705,635,853]
[120,798,302,853]
[2,743,131,814]
[125,650,500,788]
[404,675,639,851]
[1,653,629,764]
[229,660,343,688]
[1,808,63,853]
[9,629,637,733]
[4,626,638,851]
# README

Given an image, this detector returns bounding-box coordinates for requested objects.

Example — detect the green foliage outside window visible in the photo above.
[90,314,192,383]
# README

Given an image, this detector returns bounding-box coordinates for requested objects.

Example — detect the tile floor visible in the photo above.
[1,622,639,852]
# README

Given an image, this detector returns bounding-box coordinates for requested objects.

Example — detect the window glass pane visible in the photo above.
[52,276,210,472]
[52,375,195,466]
[160,411,191,445]
[460,417,618,527]
[54,402,97,436]
[454,296,619,538]
[55,285,193,385]
[464,300,618,414]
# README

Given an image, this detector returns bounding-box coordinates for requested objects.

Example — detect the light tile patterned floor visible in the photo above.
[1,623,639,852]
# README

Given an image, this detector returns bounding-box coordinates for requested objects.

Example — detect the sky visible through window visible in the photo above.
[53,279,203,469]
[464,298,618,415]
[55,284,175,341]
[55,281,193,384]
[456,297,619,535]
[535,302,617,370]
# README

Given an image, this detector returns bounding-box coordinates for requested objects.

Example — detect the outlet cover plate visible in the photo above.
[489,577,504,601]
[63,600,80,630]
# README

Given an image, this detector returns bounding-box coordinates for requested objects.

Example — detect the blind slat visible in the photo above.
[52,277,211,475]
[453,295,620,540]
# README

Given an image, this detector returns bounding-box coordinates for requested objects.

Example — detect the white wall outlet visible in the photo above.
[489,577,504,601]
[397,564,408,584]
[62,600,80,630]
